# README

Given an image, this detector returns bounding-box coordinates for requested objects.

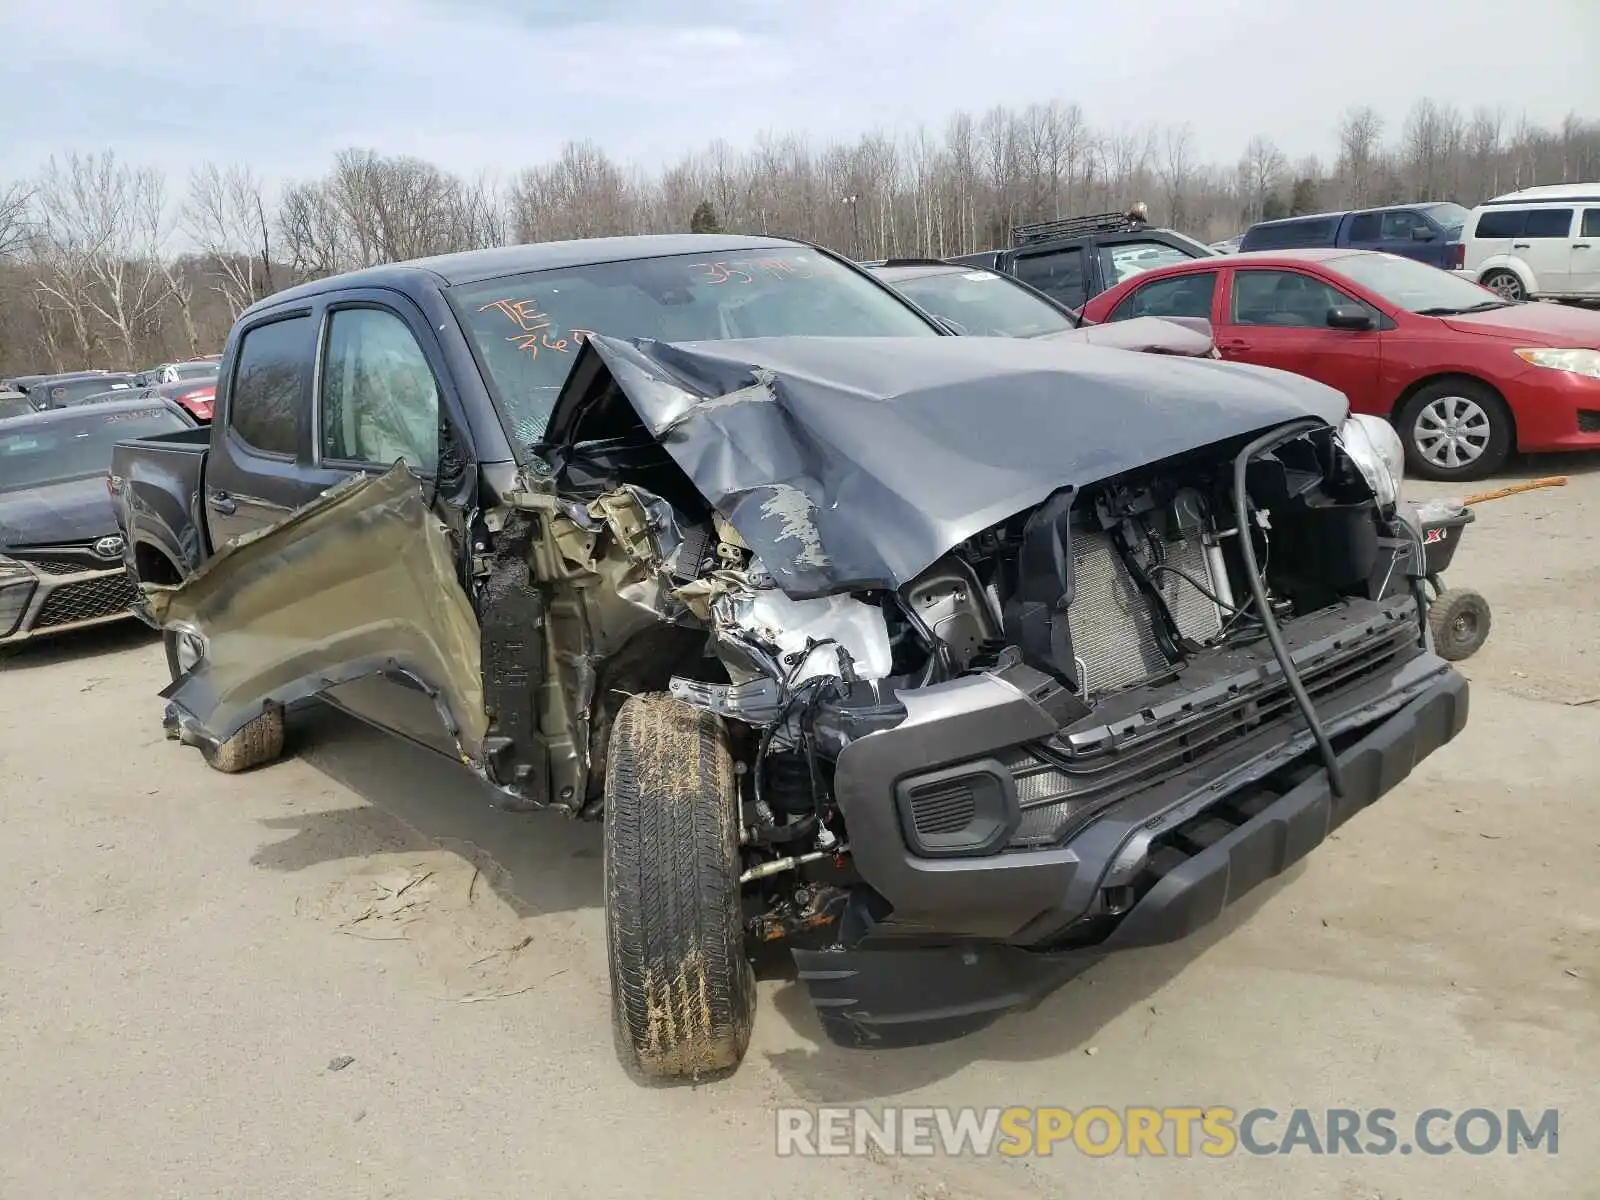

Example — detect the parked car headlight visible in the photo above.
[1340,413,1405,510]
[1514,348,1600,380]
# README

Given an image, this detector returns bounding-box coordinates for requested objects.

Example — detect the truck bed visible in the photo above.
[111,425,213,578]
[119,425,211,453]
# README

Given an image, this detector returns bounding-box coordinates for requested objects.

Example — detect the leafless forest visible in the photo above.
[2,98,1597,376]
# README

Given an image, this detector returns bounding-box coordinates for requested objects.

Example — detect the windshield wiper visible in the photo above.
[1415,300,1513,316]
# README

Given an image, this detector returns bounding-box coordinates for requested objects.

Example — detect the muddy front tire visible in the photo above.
[200,705,286,774]
[603,693,753,1082]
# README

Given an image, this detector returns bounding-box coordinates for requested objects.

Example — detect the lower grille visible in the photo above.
[1579,410,1600,435]
[999,611,1415,848]
[34,573,137,628]
[906,782,978,836]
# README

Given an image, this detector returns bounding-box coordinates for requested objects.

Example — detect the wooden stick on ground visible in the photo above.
[1462,476,1569,506]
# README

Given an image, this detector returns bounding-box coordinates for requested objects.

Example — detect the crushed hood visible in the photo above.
[557,334,1347,598]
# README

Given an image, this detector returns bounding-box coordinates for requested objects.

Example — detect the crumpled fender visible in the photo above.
[147,463,488,757]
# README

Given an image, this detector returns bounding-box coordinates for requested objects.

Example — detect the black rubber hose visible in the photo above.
[1232,420,1346,799]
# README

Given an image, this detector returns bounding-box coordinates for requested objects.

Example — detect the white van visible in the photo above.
[1456,183,1600,302]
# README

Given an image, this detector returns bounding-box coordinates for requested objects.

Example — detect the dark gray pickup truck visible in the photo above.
[112,233,1467,1081]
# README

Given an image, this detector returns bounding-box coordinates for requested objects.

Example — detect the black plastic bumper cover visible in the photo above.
[793,667,1468,1047]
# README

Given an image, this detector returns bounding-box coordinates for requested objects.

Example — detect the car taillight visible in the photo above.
[1452,242,1465,269]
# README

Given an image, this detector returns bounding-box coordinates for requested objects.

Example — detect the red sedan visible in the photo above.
[147,379,215,422]
[1080,248,1600,480]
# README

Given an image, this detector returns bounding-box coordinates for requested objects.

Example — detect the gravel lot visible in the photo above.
[2,458,1596,1199]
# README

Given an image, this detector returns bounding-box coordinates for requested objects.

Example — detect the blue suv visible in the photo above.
[1240,204,1470,270]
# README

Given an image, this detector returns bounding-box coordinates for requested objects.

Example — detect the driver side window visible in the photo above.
[1380,210,1427,240]
[320,307,440,472]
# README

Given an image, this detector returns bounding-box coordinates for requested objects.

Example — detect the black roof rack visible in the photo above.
[1011,207,1149,246]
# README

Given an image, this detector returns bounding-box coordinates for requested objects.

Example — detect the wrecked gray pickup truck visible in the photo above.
[112,235,1468,1080]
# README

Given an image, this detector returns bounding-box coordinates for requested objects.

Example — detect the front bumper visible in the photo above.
[797,664,1467,1046]
[1503,363,1600,453]
[0,556,140,645]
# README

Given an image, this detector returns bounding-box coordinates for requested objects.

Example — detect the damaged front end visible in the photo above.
[535,333,1465,976]
[150,327,1465,1039]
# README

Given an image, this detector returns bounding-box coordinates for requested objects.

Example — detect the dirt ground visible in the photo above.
[2,458,1597,1199]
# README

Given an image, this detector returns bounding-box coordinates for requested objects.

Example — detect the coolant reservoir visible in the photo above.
[731,588,894,684]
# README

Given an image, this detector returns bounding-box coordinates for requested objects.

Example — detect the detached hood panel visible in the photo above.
[1041,315,1216,356]
[572,335,1347,598]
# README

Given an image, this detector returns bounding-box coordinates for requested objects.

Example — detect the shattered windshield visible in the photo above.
[449,247,938,446]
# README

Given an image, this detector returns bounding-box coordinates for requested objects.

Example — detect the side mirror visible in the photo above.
[1411,227,1436,241]
[1327,305,1375,331]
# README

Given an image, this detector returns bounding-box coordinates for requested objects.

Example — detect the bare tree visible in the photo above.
[1401,99,1464,201]
[32,152,174,365]
[184,163,276,317]
[278,179,345,280]
[944,111,980,252]
[1159,124,1195,227]
[1238,135,1287,224]
[0,181,31,260]
[1335,106,1385,207]
[509,140,636,243]
[1463,107,1505,202]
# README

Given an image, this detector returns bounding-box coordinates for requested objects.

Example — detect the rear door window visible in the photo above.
[1012,247,1087,310]
[1583,209,1600,238]
[1346,213,1382,242]
[1109,272,1217,322]
[228,315,311,458]
[1473,210,1525,239]
[1524,209,1574,238]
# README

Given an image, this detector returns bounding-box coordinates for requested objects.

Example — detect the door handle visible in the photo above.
[1512,242,1531,249]
[1576,243,1593,250]
[207,490,237,517]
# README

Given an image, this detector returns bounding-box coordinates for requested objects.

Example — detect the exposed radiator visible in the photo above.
[1066,530,1223,698]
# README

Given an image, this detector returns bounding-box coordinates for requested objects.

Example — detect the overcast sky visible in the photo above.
[1,0,1596,185]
